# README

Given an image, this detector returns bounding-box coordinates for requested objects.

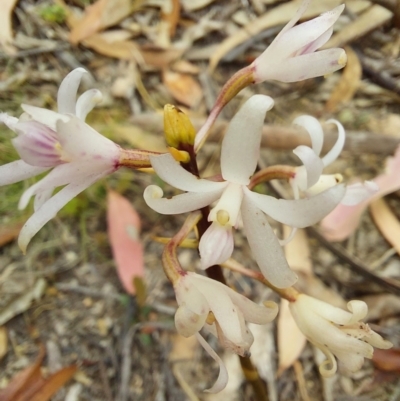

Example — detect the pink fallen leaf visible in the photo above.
[321,144,400,241]
[107,190,144,295]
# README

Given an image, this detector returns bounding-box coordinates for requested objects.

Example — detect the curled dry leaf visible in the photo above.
[162,70,203,108]
[325,46,362,112]
[370,198,400,256]
[107,190,144,295]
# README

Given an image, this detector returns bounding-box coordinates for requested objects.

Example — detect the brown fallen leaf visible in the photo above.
[0,0,18,54]
[0,327,7,360]
[373,348,400,373]
[162,70,203,108]
[325,46,362,112]
[0,346,77,401]
[107,190,144,295]
[370,198,400,256]
[69,0,135,44]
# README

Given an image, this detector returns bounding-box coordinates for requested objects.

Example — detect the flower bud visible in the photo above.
[163,104,196,148]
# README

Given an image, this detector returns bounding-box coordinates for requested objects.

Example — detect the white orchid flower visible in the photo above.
[0,68,120,252]
[290,115,378,202]
[174,271,278,392]
[144,95,346,288]
[252,0,347,83]
[289,294,392,377]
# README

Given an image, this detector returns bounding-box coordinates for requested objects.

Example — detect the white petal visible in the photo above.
[57,68,87,114]
[0,112,18,130]
[274,0,310,40]
[293,145,324,189]
[143,185,223,215]
[340,181,378,206]
[293,115,323,155]
[0,160,49,186]
[305,174,342,197]
[243,185,346,228]
[150,153,227,192]
[241,195,297,288]
[18,173,103,253]
[346,301,368,324]
[75,89,103,121]
[263,48,346,83]
[196,333,229,393]
[56,116,120,162]
[175,305,207,337]
[221,95,274,185]
[294,27,333,56]
[33,188,54,212]
[21,104,68,131]
[199,222,234,269]
[322,119,346,167]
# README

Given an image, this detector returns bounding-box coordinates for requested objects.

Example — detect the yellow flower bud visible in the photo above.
[163,104,196,148]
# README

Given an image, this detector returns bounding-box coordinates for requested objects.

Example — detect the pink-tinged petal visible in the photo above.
[199,222,234,269]
[0,160,49,186]
[175,305,207,337]
[340,181,378,206]
[33,188,54,211]
[75,89,103,121]
[274,0,310,40]
[57,68,87,114]
[293,146,324,189]
[150,154,227,193]
[262,48,346,83]
[241,195,297,288]
[195,333,229,393]
[56,116,120,162]
[143,185,223,215]
[20,104,67,131]
[0,112,18,131]
[321,145,400,241]
[293,115,323,155]
[12,122,61,167]
[321,119,346,167]
[276,5,344,60]
[244,185,346,228]
[221,95,274,185]
[294,27,333,56]
[18,172,103,253]
[18,161,104,210]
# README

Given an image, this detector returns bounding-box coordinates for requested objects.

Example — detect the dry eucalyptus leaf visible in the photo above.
[324,4,393,48]
[69,0,134,44]
[325,46,362,112]
[283,227,312,276]
[162,0,181,38]
[370,198,400,256]
[367,114,400,138]
[169,334,198,361]
[180,0,216,11]
[162,70,203,107]
[0,326,7,361]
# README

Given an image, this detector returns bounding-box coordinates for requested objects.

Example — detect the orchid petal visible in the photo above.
[295,27,333,56]
[150,153,227,192]
[143,185,223,215]
[221,95,274,185]
[263,48,346,83]
[0,160,49,186]
[75,89,103,121]
[274,0,310,40]
[276,5,344,60]
[0,112,18,130]
[20,105,68,131]
[226,289,278,324]
[199,223,234,269]
[33,188,54,211]
[241,195,297,288]
[18,172,103,253]
[56,116,120,161]
[322,119,346,167]
[293,145,324,188]
[195,333,229,393]
[293,115,323,155]
[244,185,346,228]
[175,305,207,337]
[57,68,87,114]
